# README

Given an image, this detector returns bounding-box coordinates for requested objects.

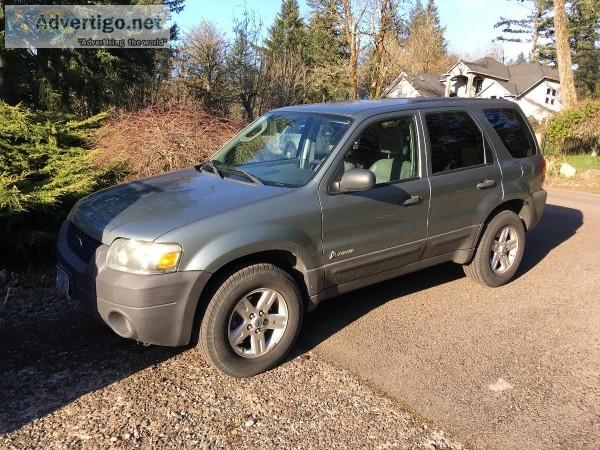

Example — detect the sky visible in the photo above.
[174,0,535,61]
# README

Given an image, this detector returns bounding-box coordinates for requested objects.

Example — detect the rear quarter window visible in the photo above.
[484,108,536,158]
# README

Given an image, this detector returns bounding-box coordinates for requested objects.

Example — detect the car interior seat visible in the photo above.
[369,134,412,184]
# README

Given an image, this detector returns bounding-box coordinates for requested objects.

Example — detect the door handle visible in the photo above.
[477,179,496,189]
[401,195,422,206]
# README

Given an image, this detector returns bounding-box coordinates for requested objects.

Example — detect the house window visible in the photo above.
[546,87,557,106]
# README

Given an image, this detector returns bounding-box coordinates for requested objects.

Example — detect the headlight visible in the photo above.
[106,239,182,274]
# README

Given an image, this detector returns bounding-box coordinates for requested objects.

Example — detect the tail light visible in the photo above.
[541,157,546,187]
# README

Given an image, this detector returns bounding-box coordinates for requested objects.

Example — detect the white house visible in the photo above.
[383,57,562,121]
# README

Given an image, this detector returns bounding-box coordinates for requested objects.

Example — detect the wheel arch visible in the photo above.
[464,198,529,266]
[485,197,532,231]
[190,249,314,346]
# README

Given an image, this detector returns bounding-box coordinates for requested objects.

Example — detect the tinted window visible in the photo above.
[425,111,490,174]
[484,108,536,158]
[343,116,418,184]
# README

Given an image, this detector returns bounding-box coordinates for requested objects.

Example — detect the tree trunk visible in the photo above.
[349,43,358,99]
[554,0,577,108]
[369,0,390,98]
[339,0,369,100]
[530,0,543,63]
[240,93,255,122]
[0,10,5,101]
[0,52,5,102]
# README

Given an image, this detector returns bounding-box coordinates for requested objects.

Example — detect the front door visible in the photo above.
[319,113,430,288]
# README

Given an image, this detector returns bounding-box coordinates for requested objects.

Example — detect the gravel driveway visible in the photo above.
[0,278,464,449]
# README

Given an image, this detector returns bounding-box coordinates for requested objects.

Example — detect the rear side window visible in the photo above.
[484,108,536,158]
[425,111,491,174]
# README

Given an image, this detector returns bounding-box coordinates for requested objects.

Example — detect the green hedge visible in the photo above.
[545,100,600,155]
[0,102,110,259]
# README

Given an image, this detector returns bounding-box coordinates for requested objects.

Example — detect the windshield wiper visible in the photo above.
[221,167,262,185]
[199,160,223,179]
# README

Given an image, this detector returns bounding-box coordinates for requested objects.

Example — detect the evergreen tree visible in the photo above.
[513,51,529,64]
[568,0,600,98]
[0,0,184,115]
[494,0,551,63]
[263,0,308,108]
[495,0,599,98]
[402,0,449,75]
[264,0,306,57]
[304,0,350,101]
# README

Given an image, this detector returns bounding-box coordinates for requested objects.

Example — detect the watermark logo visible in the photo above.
[5,5,170,49]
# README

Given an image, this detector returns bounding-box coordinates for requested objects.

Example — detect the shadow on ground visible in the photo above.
[0,308,181,434]
[519,204,583,273]
[297,203,583,354]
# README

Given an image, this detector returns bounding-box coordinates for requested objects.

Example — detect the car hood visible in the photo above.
[69,168,294,244]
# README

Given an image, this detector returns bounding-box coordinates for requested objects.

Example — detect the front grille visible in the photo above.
[67,222,101,263]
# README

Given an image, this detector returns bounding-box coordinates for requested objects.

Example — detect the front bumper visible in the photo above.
[57,221,211,346]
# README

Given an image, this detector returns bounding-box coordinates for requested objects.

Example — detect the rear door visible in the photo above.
[319,112,429,288]
[421,108,503,259]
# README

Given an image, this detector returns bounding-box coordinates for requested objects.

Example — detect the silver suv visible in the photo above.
[57,99,547,377]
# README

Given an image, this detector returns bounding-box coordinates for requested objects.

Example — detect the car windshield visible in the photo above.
[210,112,352,187]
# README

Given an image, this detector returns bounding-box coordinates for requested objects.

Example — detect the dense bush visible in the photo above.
[0,102,108,259]
[545,100,600,155]
[90,104,241,181]
[0,103,241,261]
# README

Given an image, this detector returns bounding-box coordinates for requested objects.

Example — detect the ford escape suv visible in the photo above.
[56,98,547,377]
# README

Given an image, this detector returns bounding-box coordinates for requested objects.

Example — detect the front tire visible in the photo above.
[463,210,526,287]
[199,263,303,377]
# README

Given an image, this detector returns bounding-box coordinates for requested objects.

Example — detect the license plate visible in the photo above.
[56,265,70,298]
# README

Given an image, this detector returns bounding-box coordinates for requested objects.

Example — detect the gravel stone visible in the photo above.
[0,268,466,449]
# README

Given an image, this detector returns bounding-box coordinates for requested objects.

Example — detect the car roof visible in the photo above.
[273,97,514,119]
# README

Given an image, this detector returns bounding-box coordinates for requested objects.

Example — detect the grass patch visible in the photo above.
[561,154,600,172]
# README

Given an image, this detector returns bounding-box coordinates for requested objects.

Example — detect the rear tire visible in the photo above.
[198,263,303,377]
[463,210,526,287]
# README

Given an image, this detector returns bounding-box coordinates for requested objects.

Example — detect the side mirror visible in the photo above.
[335,169,375,193]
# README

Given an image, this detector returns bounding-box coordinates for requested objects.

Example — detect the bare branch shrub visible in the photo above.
[90,105,242,181]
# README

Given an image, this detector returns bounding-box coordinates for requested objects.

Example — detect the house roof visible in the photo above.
[381,72,445,98]
[406,73,446,97]
[463,57,511,80]
[509,63,560,97]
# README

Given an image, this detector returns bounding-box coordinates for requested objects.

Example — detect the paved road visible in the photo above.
[301,188,600,449]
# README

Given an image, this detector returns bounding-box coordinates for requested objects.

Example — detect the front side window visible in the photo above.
[484,108,536,158]
[342,116,418,185]
[211,113,352,187]
[425,111,491,174]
